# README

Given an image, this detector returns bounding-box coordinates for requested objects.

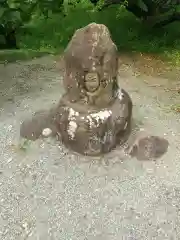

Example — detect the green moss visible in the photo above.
[2,2,180,64]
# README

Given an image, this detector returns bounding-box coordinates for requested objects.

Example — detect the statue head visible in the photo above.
[84,72,100,93]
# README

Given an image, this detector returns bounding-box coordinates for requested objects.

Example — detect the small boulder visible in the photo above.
[126,130,169,160]
[20,107,58,141]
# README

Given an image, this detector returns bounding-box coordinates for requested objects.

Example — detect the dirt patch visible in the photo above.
[119,52,179,79]
[0,55,62,107]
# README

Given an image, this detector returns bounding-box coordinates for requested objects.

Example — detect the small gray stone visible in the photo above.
[126,130,169,160]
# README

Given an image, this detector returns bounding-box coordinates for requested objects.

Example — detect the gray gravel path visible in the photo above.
[0,56,180,240]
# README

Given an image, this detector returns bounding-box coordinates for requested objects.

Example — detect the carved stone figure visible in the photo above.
[55,23,133,155]
[20,23,133,156]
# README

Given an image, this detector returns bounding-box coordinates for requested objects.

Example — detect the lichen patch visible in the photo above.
[67,120,77,140]
[68,108,79,121]
[86,115,95,128]
[86,110,112,128]
[117,89,124,101]
[90,110,112,121]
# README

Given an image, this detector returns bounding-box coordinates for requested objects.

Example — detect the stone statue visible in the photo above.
[20,23,132,155]
[55,23,133,155]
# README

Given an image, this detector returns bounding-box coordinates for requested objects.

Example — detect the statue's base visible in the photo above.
[55,89,132,156]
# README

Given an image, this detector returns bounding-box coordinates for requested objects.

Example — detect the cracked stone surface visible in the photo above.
[0,55,179,239]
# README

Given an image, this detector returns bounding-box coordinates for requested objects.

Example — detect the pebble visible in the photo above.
[42,128,52,137]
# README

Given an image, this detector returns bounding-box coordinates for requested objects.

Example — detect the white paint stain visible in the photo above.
[68,120,77,139]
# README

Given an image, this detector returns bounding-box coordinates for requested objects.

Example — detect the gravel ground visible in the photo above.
[0,56,180,240]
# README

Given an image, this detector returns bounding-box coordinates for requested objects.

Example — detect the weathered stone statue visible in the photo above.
[20,23,169,159]
[20,23,133,156]
[54,23,132,155]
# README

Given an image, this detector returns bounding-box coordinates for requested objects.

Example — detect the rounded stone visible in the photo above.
[55,88,132,156]
[42,128,53,137]
[126,130,169,160]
